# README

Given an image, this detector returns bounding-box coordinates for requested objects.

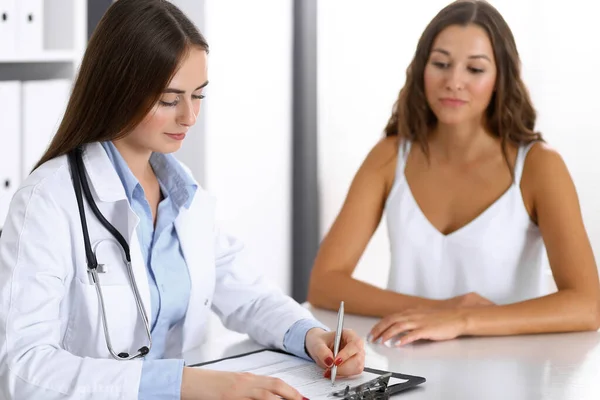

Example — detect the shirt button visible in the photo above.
[204,299,209,306]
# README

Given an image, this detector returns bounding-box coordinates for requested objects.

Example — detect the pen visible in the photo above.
[331,300,344,385]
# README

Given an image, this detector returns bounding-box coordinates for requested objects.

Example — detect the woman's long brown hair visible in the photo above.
[384,0,542,171]
[33,0,209,171]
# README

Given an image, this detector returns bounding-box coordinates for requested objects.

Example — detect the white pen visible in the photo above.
[331,300,345,385]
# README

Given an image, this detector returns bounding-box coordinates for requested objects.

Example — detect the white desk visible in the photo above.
[193,306,600,399]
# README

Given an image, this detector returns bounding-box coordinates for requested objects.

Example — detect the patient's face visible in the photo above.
[424,24,497,126]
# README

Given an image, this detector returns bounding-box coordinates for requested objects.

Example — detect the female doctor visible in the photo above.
[0,0,365,399]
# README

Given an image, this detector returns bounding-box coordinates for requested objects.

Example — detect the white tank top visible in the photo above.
[385,140,549,305]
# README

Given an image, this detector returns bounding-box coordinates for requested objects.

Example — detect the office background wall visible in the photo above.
[173,0,296,295]
[172,0,319,301]
[317,0,600,289]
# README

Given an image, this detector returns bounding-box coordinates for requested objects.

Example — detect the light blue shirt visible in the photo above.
[101,142,327,400]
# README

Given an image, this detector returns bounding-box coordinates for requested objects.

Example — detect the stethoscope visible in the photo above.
[68,147,152,360]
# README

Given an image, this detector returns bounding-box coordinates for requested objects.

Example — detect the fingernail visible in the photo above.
[384,339,394,348]
[375,337,382,345]
[335,358,343,366]
[325,357,333,367]
[366,333,373,342]
[303,397,310,400]
[324,369,331,378]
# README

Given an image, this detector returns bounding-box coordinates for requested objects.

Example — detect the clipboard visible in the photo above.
[190,348,426,397]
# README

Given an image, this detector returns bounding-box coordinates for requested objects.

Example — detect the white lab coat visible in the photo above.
[0,142,315,399]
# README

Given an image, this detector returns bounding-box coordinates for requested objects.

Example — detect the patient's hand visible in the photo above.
[367,308,470,347]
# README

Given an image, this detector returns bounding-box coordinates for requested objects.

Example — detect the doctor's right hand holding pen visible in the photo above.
[305,326,365,380]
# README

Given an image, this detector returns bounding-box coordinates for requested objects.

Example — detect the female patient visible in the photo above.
[0,0,364,399]
[308,0,600,346]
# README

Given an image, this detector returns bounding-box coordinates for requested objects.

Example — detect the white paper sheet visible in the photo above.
[194,350,407,399]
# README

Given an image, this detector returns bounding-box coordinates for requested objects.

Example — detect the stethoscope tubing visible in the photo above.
[68,148,152,360]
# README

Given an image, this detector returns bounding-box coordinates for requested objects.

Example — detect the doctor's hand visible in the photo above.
[305,328,365,379]
[367,308,471,347]
[181,368,308,400]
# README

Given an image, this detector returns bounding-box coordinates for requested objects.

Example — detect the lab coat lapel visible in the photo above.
[175,189,216,352]
[128,221,152,324]
[81,142,153,325]
[175,190,216,291]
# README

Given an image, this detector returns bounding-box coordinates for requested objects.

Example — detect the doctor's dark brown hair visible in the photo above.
[33,0,209,170]
[384,0,542,165]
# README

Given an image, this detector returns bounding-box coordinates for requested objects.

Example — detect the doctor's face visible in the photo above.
[122,47,208,154]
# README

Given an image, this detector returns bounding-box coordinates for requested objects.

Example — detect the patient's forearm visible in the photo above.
[308,271,440,318]
[464,289,600,336]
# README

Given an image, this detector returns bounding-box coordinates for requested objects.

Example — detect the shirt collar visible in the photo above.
[150,151,197,209]
[101,141,197,209]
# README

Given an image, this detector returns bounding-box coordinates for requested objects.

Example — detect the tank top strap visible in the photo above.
[395,139,412,181]
[514,141,537,184]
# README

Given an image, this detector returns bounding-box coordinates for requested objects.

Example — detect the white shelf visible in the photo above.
[0,51,77,64]
[0,0,87,232]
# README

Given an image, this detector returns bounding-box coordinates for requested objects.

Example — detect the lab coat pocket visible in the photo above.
[64,279,141,359]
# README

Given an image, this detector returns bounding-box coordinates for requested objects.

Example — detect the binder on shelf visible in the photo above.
[21,79,71,178]
[0,81,21,229]
[15,0,44,54]
[0,0,17,55]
